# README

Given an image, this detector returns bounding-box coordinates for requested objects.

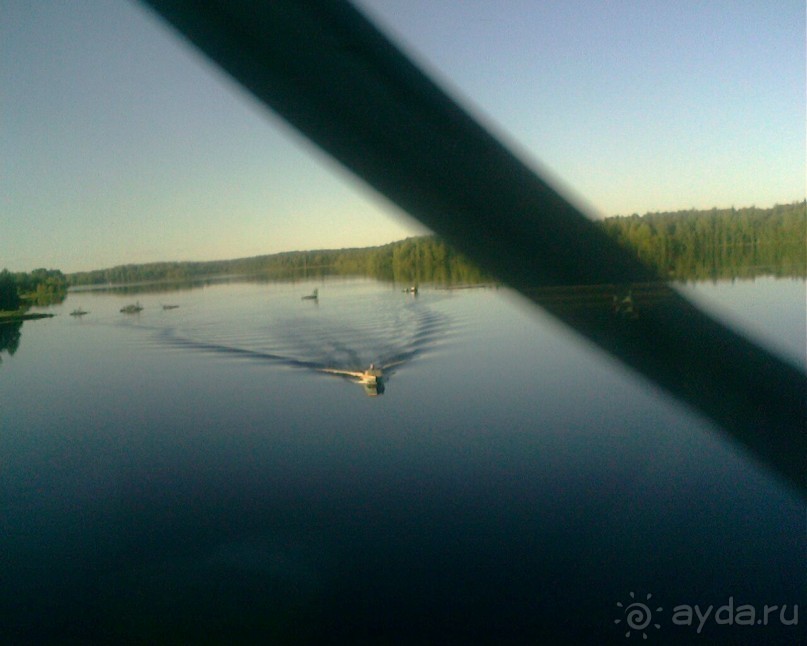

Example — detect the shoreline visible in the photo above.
[0,311,55,323]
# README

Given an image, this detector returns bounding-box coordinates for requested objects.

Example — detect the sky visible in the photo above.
[2,0,804,273]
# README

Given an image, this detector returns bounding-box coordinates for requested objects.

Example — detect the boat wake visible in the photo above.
[153,297,450,391]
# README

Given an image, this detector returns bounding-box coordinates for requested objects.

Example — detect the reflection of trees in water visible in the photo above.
[72,272,335,296]
[80,279,213,296]
[0,322,22,362]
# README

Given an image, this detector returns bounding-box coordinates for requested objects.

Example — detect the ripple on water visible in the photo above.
[151,290,454,379]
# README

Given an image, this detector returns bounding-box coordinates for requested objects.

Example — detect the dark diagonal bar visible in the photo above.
[140,0,805,493]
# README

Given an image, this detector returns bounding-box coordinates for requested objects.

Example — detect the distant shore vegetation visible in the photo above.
[68,237,491,287]
[39,200,807,289]
[0,268,68,312]
[601,201,805,281]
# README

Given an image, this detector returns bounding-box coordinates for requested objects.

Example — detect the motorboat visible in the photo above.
[320,363,385,394]
[321,363,382,384]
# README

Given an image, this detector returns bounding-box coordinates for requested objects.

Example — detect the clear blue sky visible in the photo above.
[2,0,804,273]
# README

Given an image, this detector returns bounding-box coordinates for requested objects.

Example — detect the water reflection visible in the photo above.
[64,274,807,490]
[3,276,803,644]
[72,276,235,296]
[69,270,390,297]
[0,321,22,362]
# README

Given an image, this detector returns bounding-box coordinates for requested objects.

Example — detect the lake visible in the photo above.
[1,276,804,644]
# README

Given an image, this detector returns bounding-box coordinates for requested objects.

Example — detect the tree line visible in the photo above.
[59,200,807,288]
[600,201,805,280]
[67,237,490,287]
[0,268,68,311]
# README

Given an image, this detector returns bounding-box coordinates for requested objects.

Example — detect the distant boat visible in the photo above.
[302,288,318,300]
[161,304,179,310]
[70,309,89,316]
[403,285,418,294]
[120,302,144,313]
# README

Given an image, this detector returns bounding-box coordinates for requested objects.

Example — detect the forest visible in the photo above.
[0,268,68,311]
[67,237,489,287]
[57,200,807,287]
[600,201,805,280]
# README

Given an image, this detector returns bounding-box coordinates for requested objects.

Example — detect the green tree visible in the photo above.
[0,270,21,310]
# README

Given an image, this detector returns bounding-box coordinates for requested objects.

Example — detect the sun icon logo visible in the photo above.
[615,592,662,639]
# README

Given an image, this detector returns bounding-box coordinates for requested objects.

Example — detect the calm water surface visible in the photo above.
[1,277,804,643]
